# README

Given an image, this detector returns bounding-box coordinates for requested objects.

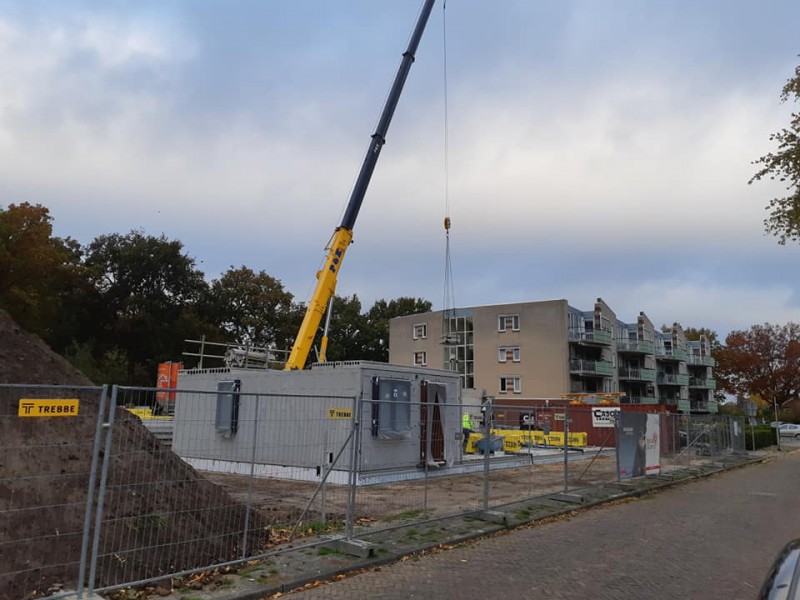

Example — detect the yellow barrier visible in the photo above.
[465,429,588,453]
[465,433,483,454]
[490,429,588,449]
[125,407,173,421]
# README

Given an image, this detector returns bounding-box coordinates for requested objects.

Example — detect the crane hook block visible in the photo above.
[444,216,451,231]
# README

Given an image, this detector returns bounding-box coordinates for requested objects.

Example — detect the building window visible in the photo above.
[498,346,520,363]
[498,314,520,332]
[413,323,427,340]
[499,376,521,394]
[413,351,427,367]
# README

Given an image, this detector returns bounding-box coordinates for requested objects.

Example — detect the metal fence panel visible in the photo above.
[0,378,763,598]
[0,384,106,600]
[90,386,355,593]
[351,398,482,533]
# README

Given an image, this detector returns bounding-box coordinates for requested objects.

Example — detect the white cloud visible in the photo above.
[0,3,797,338]
[602,279,799,337]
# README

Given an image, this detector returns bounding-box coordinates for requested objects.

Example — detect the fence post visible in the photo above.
[345,395,361,539]
[563,404,569,493]
[615,410,621,482]
[76,385,109,600]
[482,398,493,512]
[241,394,260,559]
[88,385,119,593]
[321,429,328,525]
[423,395,431,511]
[687,407,692,459]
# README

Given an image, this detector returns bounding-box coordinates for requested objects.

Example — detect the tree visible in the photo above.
[84,230,209,384]
[682,326,720,350]
[715,323,800,410]
[362,297,433,361]
[319,295,369,363]
[0,203,81,339]
[295,295,432,365]
[749,61,800,244]
[205,266,302,350]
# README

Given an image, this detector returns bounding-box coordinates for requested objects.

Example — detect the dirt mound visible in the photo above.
[0,310,269,599]
[0,310,93,385]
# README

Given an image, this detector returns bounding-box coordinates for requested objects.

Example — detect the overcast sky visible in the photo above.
[1,1,798,338]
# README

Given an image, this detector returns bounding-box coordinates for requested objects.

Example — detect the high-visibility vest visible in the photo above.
[462,413,473,429]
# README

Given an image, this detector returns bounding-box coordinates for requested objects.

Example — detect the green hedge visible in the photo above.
[745,426,777,450]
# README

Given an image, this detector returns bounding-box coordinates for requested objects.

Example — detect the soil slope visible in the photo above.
[0,310,268,599]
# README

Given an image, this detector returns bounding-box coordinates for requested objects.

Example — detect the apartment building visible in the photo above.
[389,298,718,413]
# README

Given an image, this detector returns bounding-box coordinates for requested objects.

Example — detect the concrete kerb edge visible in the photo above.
[211,454,776,600]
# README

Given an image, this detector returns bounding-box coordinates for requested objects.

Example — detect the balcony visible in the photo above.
[625,395,658,405]
[657,372,690,386]
[618,367,656,382]
[570,359,614,377]
[691,399,719,413]
[568,328,613,346]
[689,377,716,390]
[656,348,688,362]
[616,339,655,354]
[687,354,715,367]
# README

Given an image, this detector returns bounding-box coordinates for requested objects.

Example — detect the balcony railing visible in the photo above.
[657,372,690,386]
[618,367,656,382]
[568,328,613,346]
[656,348,688,362]
[691,399,720,413]
[570,359,614,377]
[616,339,655,354]
[687,354,715,367]
[625,395,658,405]
[689,377,717,389]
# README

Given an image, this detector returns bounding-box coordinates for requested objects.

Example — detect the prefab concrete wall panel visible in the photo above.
[173,362,461,480]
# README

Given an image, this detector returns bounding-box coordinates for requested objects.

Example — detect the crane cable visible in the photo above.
[441,0,457,345]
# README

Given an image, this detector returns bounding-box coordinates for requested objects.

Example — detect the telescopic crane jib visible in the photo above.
[284,0,436,370]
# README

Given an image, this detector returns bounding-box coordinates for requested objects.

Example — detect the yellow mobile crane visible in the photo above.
[284,0,436,370]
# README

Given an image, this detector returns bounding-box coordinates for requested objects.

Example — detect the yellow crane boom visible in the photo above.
[284,0,435,370]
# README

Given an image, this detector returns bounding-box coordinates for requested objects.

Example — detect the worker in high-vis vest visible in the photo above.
[462,412,475,453]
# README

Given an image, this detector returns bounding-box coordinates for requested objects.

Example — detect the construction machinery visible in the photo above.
[284,0,436,370]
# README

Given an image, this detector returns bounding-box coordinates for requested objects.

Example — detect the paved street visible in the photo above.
[288,450,800,599]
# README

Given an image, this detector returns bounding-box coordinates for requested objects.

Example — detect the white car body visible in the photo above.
[778,423,800,438]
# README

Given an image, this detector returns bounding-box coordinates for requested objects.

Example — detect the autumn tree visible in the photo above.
[204,266,302,350]
[682,326,720,348]
[84,230,209,384]
[750,61,800,244]
[0,203,82,339]
[715,323,800,409]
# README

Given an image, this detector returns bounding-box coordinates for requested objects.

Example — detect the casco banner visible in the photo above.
[591,406,620,428]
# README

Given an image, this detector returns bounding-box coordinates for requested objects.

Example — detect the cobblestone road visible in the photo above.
[287,451,800,599]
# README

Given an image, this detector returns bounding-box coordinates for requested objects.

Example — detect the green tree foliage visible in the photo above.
[363,297,433,361]
[715,323,800,409]
[309,295,432,364]
[750,62,800,244]
[205,266,302,350]
[319,295,369,363]
[84,230,209,384]
[0,203,81,339]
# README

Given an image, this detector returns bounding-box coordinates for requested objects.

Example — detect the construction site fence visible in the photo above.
[0,384,751,599]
